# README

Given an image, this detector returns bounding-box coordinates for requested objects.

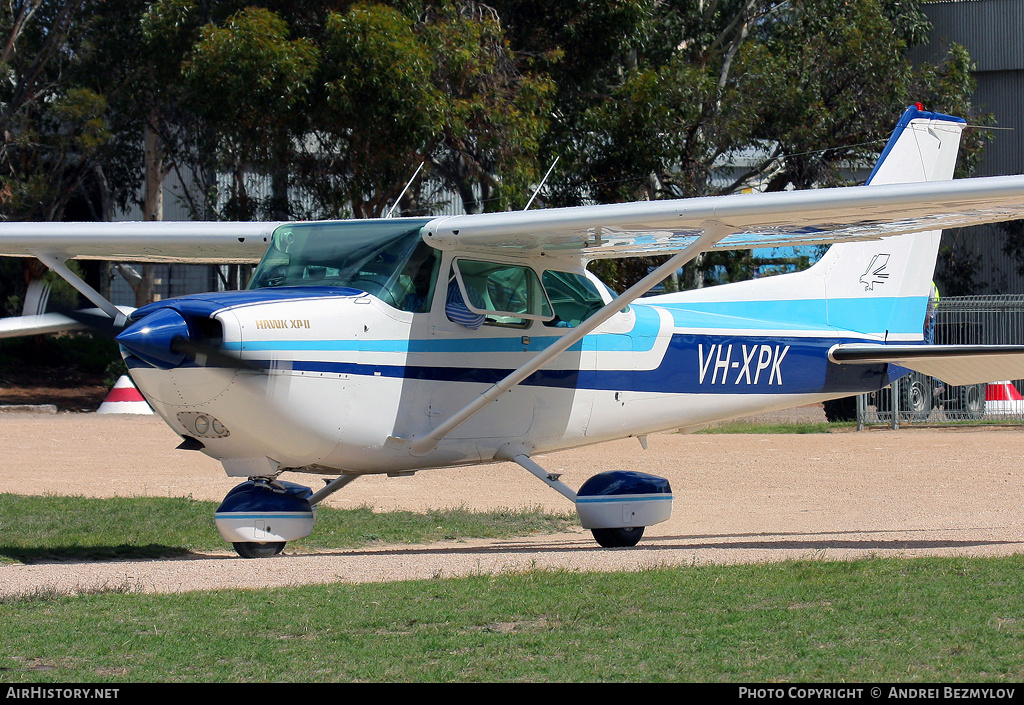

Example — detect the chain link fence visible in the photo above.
[834,295,1024,427]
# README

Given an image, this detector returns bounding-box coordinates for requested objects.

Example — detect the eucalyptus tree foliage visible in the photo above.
[0,0,991,297]
[295,2,442,219]
[116,1,551,220]
[0,0,110,223]
[533,0,984,205]
[182,6,318,221]
[294,1,554,218]
[503,0,988,288]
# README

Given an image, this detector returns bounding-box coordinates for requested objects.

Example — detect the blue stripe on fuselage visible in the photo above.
[656,296,927,335]
[223,332,892,396]
[198,297,915,395]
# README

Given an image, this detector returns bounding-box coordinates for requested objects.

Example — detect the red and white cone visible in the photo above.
[97,375,153,414]
[985,381,1024,416]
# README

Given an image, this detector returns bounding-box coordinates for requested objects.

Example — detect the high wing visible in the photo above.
[2,179,1024,268]
[421,174,1024,261]
[1,174,1023,270]
[0,312,87,339]
[0,221,282,263]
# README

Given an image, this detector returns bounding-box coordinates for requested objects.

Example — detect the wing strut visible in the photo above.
[398,222,735,457]
[31,250,127,327]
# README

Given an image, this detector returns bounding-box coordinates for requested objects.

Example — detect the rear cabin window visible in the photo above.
[542,270,606,327]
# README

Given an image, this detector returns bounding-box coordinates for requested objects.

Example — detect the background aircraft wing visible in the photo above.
[0,312,86,339]
[422,174,1024,260]
[0,221,283,263]
[0,307,136,340]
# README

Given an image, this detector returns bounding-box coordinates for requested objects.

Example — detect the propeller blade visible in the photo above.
[169,337,261,371]
[58,305,259,372]
[55,307,128,340]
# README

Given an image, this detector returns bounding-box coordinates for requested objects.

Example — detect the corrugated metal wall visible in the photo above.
[910,0,1024,294]
[911,0,1024,75]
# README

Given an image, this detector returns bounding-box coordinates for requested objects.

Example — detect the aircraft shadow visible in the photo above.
[5,528,1019,566]
[274,526,1021,562]
[0,544,191,564]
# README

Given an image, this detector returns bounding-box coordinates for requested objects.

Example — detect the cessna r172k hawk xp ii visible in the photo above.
[4,105,1024,558]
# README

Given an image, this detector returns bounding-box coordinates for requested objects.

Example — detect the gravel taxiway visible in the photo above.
[1,410,1022,595]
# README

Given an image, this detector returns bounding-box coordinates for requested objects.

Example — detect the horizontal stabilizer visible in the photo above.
[829,344,1024,387]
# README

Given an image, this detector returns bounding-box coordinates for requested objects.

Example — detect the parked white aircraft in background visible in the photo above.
[3,105,1024,557]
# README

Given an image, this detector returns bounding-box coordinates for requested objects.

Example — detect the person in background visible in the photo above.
[445,277,486,329]
[925,281,939,344]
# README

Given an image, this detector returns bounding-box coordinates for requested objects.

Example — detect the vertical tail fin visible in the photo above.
[816,105,966,340]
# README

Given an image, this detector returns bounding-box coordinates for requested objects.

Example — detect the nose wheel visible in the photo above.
[233,541,286,558]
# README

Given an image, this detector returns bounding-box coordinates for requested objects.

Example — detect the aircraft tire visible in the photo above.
[946,383,985,421]
[591,527,644,548]
[899,373,933,422]
[233,541,286,558]
[823,396,857,422]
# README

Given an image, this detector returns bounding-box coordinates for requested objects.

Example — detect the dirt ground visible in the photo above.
[0,365,109,412]
[1,405,1024,596]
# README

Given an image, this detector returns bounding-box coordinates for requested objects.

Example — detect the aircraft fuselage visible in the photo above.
[123,274,892,479]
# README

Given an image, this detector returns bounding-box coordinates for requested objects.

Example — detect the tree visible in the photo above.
[2,0,991,306]
[295,2,439,219]
[419,2,554,213]
[0,0,112,222]
[294,1,554,218]
[501,0,990,290]
[182,6,318,220]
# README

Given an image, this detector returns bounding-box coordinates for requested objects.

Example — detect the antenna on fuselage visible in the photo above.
[523,156,559,210]
[385,162,426,219]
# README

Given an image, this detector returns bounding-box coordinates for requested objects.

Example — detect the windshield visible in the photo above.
[249,219,438,311]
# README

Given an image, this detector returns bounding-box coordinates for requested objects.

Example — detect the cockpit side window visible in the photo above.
[450,259,553,328]
[395,240,440,313]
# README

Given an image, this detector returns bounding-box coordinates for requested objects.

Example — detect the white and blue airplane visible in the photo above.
[4,105,1024,557]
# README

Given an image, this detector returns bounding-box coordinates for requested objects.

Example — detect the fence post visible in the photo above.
[891,378,900,430]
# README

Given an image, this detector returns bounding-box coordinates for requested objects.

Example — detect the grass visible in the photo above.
[2,556,1024,682]
[0,493,576,564]
[693,418,1024,434]
[4,493,1024,682]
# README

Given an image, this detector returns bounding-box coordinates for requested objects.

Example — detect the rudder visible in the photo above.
[815,105,966,341]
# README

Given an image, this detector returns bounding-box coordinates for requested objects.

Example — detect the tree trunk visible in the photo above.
[134,116,167,306]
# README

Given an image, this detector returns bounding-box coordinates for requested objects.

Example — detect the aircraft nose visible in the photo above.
[116,307,191,369]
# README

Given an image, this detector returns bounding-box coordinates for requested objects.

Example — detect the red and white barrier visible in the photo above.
[97,375,153,414]
[985,381,1024,416]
